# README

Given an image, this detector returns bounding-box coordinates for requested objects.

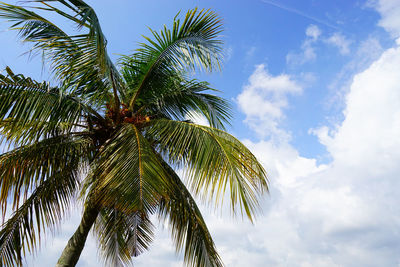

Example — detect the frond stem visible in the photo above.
[110,71,121,124]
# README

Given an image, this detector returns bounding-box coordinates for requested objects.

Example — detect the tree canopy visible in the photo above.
[0,1,268,266]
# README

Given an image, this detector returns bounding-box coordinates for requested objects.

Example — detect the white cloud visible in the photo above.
[209,41,400,265]
[325,32,352,55]
[326,37,384,111]
[243,39,400,267]
[287,25,353,66]
[317,44,400,168]
[286,25,321,66]
[286,40,316,66]
[237,64,301,139]
[368,0,400,38]
[305,24,321,40]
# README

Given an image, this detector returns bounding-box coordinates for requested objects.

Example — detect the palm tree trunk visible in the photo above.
[55,204,100,267]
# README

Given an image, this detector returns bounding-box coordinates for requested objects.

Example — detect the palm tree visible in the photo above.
[0,1,268,266]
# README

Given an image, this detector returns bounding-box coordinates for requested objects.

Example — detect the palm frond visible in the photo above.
[0,67,102,144]
[120,59,231,129]
[0,119,86,146]
[0,1,123,105]
[128,8,223,107]
[0,2,68,40]
[147,119,268,221]
[94,124,169,214]
[32,0,126,102]
[0,135,92,215]
[0,158,80,267]
[153,79,231,129]
[158,157,223,267]
[94,208,154,266]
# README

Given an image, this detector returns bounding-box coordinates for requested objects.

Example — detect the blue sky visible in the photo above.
[1,0,400,266]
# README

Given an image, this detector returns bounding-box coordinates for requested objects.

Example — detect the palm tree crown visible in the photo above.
[0,1,268,266]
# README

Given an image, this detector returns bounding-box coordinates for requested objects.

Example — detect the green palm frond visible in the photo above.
[128,8,223,107]
[0,135,91,215]
[94,124,169,214]
[120,58,231,129]
[0,158,80,267]
[0,119,86,146]
[138,7,223,72]
[36,0,108,63]
[147,78,231,129]
[0,2,68,41]
[33,0,126,101]
[0,67,102,144]
[158,157,223,267]
[94,208,154,266]
[0,1,122,105]
[148,119,268,221]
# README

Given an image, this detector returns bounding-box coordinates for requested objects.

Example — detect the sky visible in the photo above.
[1,0,400,266]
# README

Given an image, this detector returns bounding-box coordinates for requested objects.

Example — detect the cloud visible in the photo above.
[208,41,400,266]
[325,32,352,55]
[326,37,384,111]
[236,64,301,140]
[315,44,400,168]
[287,25,353,66]
[305,24,321,40]
[368,0,400,38]
[286,25,321,66]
